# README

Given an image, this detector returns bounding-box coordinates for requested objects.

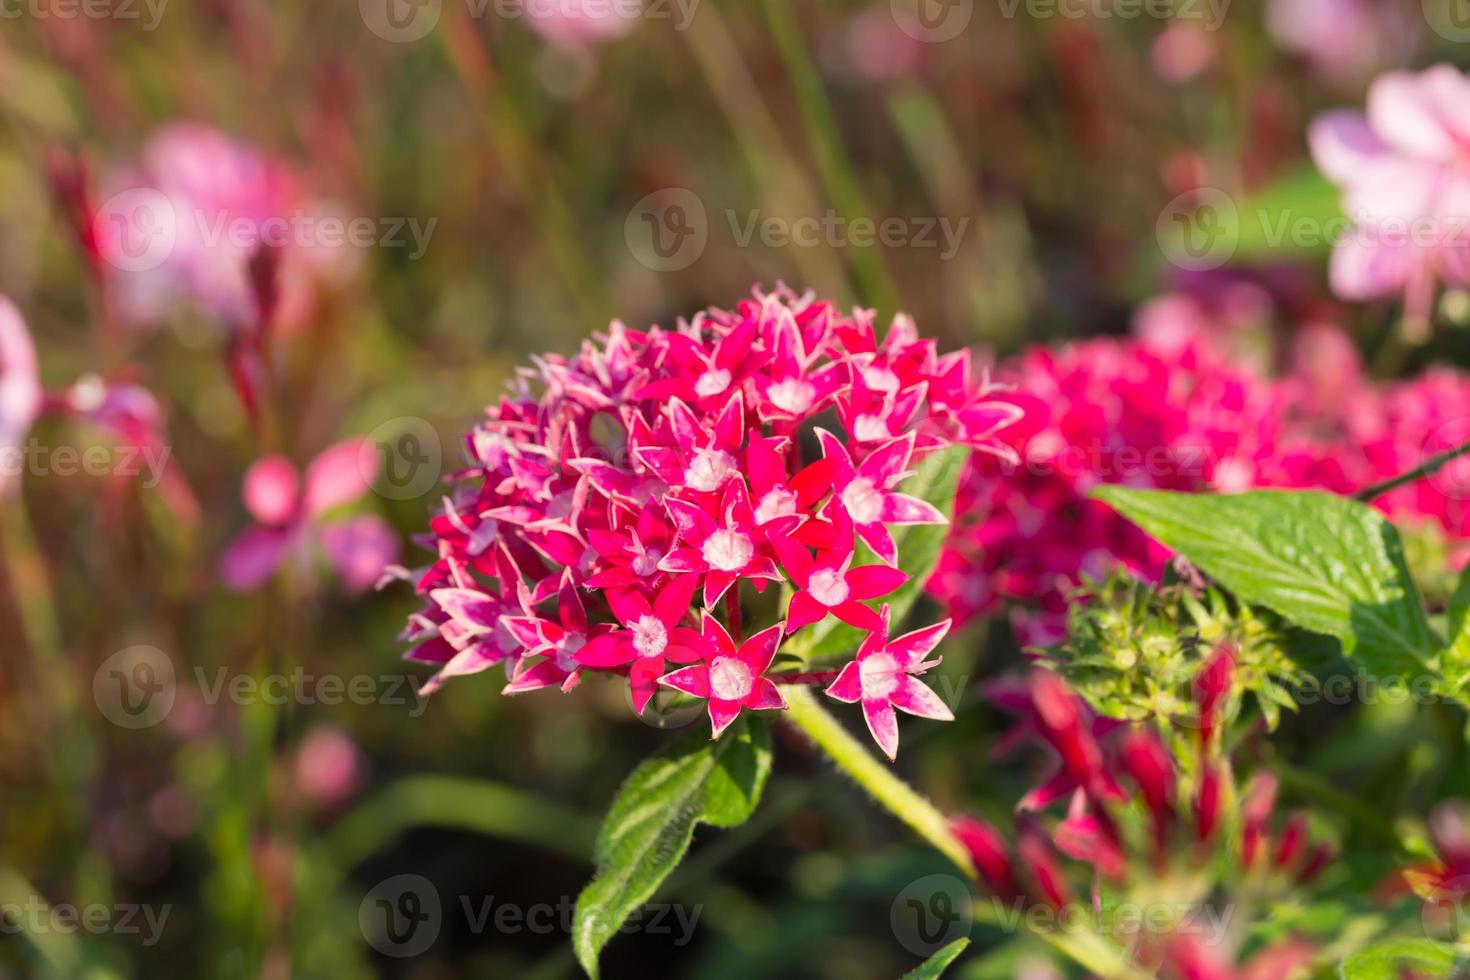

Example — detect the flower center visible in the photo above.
[701,528,753,572]
[708,656,754,701]
[841,477,884,525]
[808,568,850,607]
[694,368,732,398]
[754,487,799,525]
[631,547,663,578]
[859,652,900,699]
[767,378,815,414]
[684,449,735,492]
[631,614,668,658]
[853,414,889,443]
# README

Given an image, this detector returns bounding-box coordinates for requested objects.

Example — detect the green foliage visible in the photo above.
[1092,488,1441,683]
[901,939,971,980]
[1338,939,1464,979]
[1042,570,1308,731]
[573,718,772,978]
[796,445,967,665]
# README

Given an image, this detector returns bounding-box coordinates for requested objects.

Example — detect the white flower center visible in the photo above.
[853,414,889,443]
[684,449,735,492]
[841,477,884,525]
[767,378,815,414]
[859,652,900,699]
[808,568,850,606]
[754,487,799,525]
[694,368,732,398]
[702,528,753,572]
[631,614,668,658]
[631,548,663,577]
[708,656,754,701]
[863,366,900,392]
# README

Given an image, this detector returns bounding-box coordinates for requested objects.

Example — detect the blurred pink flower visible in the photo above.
[292,726,367,812]
[1309,66,1470,320]
[220,439,398,593]
[1266,0,1417,88]
[97,122,353,335]
[523,0,641,46]
[0,297,42,498]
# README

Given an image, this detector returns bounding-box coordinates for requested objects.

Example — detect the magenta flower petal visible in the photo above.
[708,698,744,739]
[890,674,953,721]
[219,525,295,591]
[303,439,371,516]
[659,664,711,698]
[243,455,300,525]
[320,514,401,594]
[861,698,900,761]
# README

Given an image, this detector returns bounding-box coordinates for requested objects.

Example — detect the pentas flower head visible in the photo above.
[930,334,1287,643]
[399,286,1020,754]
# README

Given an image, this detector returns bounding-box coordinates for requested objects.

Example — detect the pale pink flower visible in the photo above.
[220,439,398,593]
[0,297,41,498]
[523,0,641,47]
[1309,66,1470,319]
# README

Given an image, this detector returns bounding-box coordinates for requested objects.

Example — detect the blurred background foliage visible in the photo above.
[0,0,1463,977]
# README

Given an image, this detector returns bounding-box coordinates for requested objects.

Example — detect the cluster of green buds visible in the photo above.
[1037,569,1308,735]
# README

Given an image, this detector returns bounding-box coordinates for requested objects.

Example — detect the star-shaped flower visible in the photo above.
[659,618,787,738]
[816,429,946,566]
[825,605,953,760]
[574,574,704,713]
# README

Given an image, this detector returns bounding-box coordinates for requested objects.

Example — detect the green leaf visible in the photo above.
[901,938,970,979]
[573,717,771,977]
[1443,563,1470,692]
[799,445,967,664]
[1092,488,1439,680]
[1339,939,1461,979]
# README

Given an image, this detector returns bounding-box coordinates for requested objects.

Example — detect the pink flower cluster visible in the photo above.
[929,333,1286,644]
[399,287,1020,756]
[953,657,1328,977]
[932,317,1470,641]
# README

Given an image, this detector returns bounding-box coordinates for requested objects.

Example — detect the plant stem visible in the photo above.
[1354,437,1470,503]
[780,685,975,878]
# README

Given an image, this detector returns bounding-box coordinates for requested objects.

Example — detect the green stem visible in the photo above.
[1355,437,1470,503]
[780,686,975,878]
